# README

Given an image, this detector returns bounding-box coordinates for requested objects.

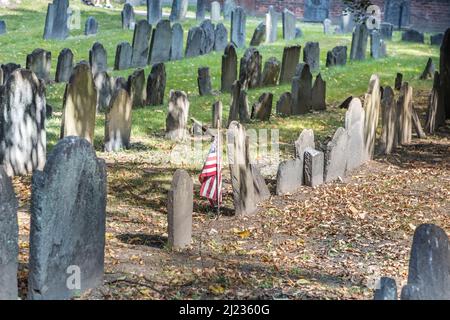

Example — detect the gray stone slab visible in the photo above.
[147,0,162,25]
[345,98,365,171]
[169,0,188,22]
[43,0,69,40]
[239,47,262,90]
[26,48,52,82]
[303,42,320,72]
[198,67,212,96]
[251,92,273,121]
[250,22,266,47]
[231,7,246,48]
[94,71,115,113]
[303,147,324,187]
[276,158,302,195]
[282,9,296,41]
[165,90,189,141]
[276,92,293,116]
[89,42,108,77]
[85,17,98,36]
[350,23,369,61]
[114,42,132,71]
[324,127,348,183]
[214,23,228,51]
[148,19,172,64]
[221,44,237,93]
[294,129,315,160]
[170,23,184,61]
[122,3,135,29]
[374,277,397,300]
[279,45,301,84]
[55,48,73,83]
[131,20,152,68]
[291,63,312,115]
[311,73,326,111]
[185,26,205,58]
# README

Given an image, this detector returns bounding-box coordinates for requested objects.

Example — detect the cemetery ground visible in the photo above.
[1,1,449,299]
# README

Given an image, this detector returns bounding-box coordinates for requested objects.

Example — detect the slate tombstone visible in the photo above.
[230,6,246,49]
[0,20,6,35]
[146,62,166,106]
[61,61,97,144]
[323,18,332,34]
[261,57,280,87]
[165,90,190,141]
[128,68,146,108]
[370,30,382,59]
[374,277,398,300]
[250,22,266,47]
[326,46,347,67]
[211,1,221,22]
[147,0,162,25]
[311,73,326,111]
[212,101,223,128]
[55,48,73,83]
[324,127,348,182]
[89,42,108,77]
[282,9,296,41]
[380,23,393,40]
[221,44,237,93]
[114,42,132,71]
[279,45,301,84]
[239,48,262,90]
[397,82,413,145]
[276,92,293,116]
[0,63,20,85]
[149,20,173,64]
[350,23,369,61]
[169,0,188,22]
[265,5,278,44]
[198,67,212,96]
[85,17,98,36]
[26,48,52,82]
[131,20,152,68]
[402,29,424,43]
[420,58,435,80]
[168,170,193,249]
[276,158,303,195]
[0,165,18,300]
[185,26,205,58]
[43,0,69,40]
[0,69,46,177]
[104,89,133,152]
[345,98,365,171]
[196,0,207,21]
[380,86,397,155]
[28,136,106,300]
[295,128,315,160]
[214,23,228,51]
[251,93,273,121]
[94,71,115,112]
[441,29,450,120]
[122,3,135,29]
[200,19,216,55]
[430,33,444,46]
[363,75,381,160]
[304,42,320,72]
[291,63,312,115]
[170,23,184,61]
[303,148,324,187]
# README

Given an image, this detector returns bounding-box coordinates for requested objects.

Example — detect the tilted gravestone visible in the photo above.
[231,6,246,49]
[261,57,280,86]
[85,17,98,36]
[276,92,293,116]
[0,165,18,300]
[291,63,312,115]
[324,127,348,182]
[131,20,152,68]
[214,23,228,52]
[326,46,347,67]
[149,20,173,64]
[185,26,206,58]
[295,128,315,160]
[311,73,326,111]
[441,29,450,120]
[401,224,450,300]
[146,62,166,106]
[198,67,212,96]
[122,3,135,29]
[276,158,303,195]
[251,92,273,121]
[250,22,266,47]
[221,44,237,93]
[304,147,324,187]
[279,45,301,84]
[196,0,207,21]
[104,89,133,152]
[43,0,69,40]
[211,1,221,22]
[147,0,162,25]
[304,0,330,22]
[282,9,296,41]
[165,90,190,141]
[212,101,223,128]
[169,0,188,22]
[402,29,424,43]
[0,69,46,177]
[171,23,184,61]
[26,48,52,82]
[128,68,146,108]
[200,19,216,55]
[265,6,278,44]
[304,42,320,72]
[55,48,73,83]
[114,42,132,71]
[431,33,444,46]
[168,169,193,249]
[397,82,413,145]
[420,58,435,80]
[1,63,21,85]
[380,23,393,40]
[350,23,369,61]
[94,71,115,112]
[28,136,106,300]
[60,61,97,144]
[89,42,108,77]
[239,48,262,90]
[363,74,381,160]
[345,98,365,171]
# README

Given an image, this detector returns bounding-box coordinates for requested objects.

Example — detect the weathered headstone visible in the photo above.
[370,30,382,59]
[28,136,106,300]
[323,18,332,34]
[279,45,301,84]
[211,1,221,22]
[131,20,152,68]
[261,57,280,86]
[55,48,73,83]
[425,72,445,134]
[170,23,184,61]
[196,0,207,21]
[239,47,262,90]
[295,129,315,160]
[85,16,98,36]
[324,127,348,182]
[363,74,381,160]
[165,90,189,141]
[276,158,303,195]
[149,19,173,64]
[291,63,312,115]
[0,165,18,300]
[430,33,444,46]
[374,277,398,300]
[147,0,162,25]
[146,62,166,106]
[276,92,293,116]
[198,67,212,96]
[60,61,97,144]
[200,19,216,55]
[380,23,393,40]
[303,42,320,72]
[169,0,188,22]
[395,72,403,90]
[168,169,193,249]
[221,44,237,93]
[114,42,132,71]
[94,71,115,112]
[122,3,135,29]
[265,5,278,44]
[230,6,246,48]
[214,23,228,51]
[304,148,324,187]
[104,89,133,152]
[0,69,46,177]
[402,29,424,43]
[380,86,397,155]
[212,101,223,128]
[238,89,250,123]
[0,63,20,85]
[128,68,147,108]
[397,82,413,145]
[185,26,205,58]
[250,22,266,47]
[251,92,273,121]
[350,23,369,60]
[43,0,69,40]
[345,98,365,171]
[89,42,108,77]
[228,80,241,124]
[326,45,347,67]
[420,58,435,80]
[311,73,326,111]
[26,48,52,82]
[282,8,296,41]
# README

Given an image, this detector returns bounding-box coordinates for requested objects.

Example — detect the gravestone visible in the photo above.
[350,23,369,60]
[420,58,435,80]
[1,63,20,85]
[0,69,46,177]
[384,0,410,29]
[223,0,236,19]
[324,127,348,182]
[85,17,98,36]
[198,67,212,96]
[149,20,173,64]
[122,3,135,29]
[200,19,216,54]
[304,148,324,187]
[326,46,347,67]
[0,165,18,300]
[261,57,280,86]
[295,129,315,160]
[340,9,355,33]
[304,0,330,22]
[276,159,303,195]
[60,61,97,144]
[425,72,445,134]
[265,6,278,44]
[303,42,320,72]
[370,30,382,59]
[311,73,326,111]
[128,68,146,108]
[104,89,133,152]
[397,82,413,145]
[55,48,73,83]
[401,224,450,300]
[0,20,6,35]
[279,45,301,84]
[276,92,293,116]
[131,20,152,68]
[374,277,398,300]
[94,71,115,112]
[26,48,52,82]
[380,23,393,40]
[402,29,424,43]
[345,98,365,171]
[169,0,188,22]
[114,42,132,71]
[171,23,184,60]
[147,0,162,25]
[212,101,223,128]
[441,29,450,120]
[251,93,273,121]
[211,1,221,22]
[282,9,296,41]
[185,27,205,58]
[239,48,262,90]
[28,136,106,300]
[231,7,246,49]
[431,33,444,46]
[43,0,69,40]
[411,105,426,139]
[238,89,250,123]
[196,0,207,21]
[168,170,193,249]
[291,63,312,115]
[89,42,108,77]
[214,23,228,51]
[380,86,397,155]
[221,44,237,93]
[146,62,166,106]
[323,18,332,34]
[395,73,403,90]
[228,80,242,124]
[165,90,189,141]
[363,74,381,160]
[250,22,266,47]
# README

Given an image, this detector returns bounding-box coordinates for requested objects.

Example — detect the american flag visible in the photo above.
[199,136,222,206]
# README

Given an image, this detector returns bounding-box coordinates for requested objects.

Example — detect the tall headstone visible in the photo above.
[147,0,162,25]
[223,0,236,19]
[26,48,52,82]
[149,20,173,64]
[276,92,293,116]
[374,277,398,300]
[291,63,312,115]
[122,3,135,29]
[345,98,365,171]
[211,1,221,22]
[239,48,262,90]
[311,73,326,111]
[28,136,106,300]
[104,89,133,152]
[0,69,46,177]
[114,42,133,71]
[350,23,369,61]
[146,62,166,106]
[170,23,184,61]
[380,86,397,155]
[200,19,216,55]
[231,7,246,49]
[165,90,189,141]
[169,0,188,22]
[43,0,69,40]
[279,45,301,84]
[85,17,98,36]
[282,9,296,41]
[294,129,315,160]
[214,23,228,51]
[131,20,152,68]
[397,82,413,145]
[55,48,73,83]
[128,68,147,108]
[89,42,108,77]
[185,26,205,58]
[265,6,278,44]
[303,42,320,72]
[363,75,381,160]
[221,44,238,93]
[324,127,348,182]
[198,67,212,96]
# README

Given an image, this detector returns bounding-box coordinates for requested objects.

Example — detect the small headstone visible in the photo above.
[128,68,147,108]
[55,48,73,83]
[114,42,132,71]
[165,90,189,141]
[214,23,228,51]
[430,33,444,46]
[230,6,246,48]
[374,277,397,300]
[239,47,262,90]
[397,82,413,145]
[323,18,332,34]
[0,20,6,35]
[324,127,348,182]
[85,16,98,36]
[311,73,326,111]
[276,92,293,116]
[122,3,135,29]
[261,57,280,86]
[211,1,221,22]
[131,20,152,68]
[170,0,188,22]
[185,26,205,58]
[303,148,324,187]
[94,71,115,112]
[168,170,193,249]
[279,45,301,84]
[276,159,303,195]
[196,0,207,21]
[147,0,162,25]
[294,129,315,160]
[89,42,108,77]
[104,89,133,152]
[198,67,212,96]
[146,62,166,106]
[419,58,435,80]
[1,63,20,85]
[380,86,397,155]
[303,42,320,72]
[350,23,369,60]
[380,23,393,40]
[265,6,278,44]
[26,48,52,82]
[282,9,296,41]
[221,44,238,93]
[291,63,312,115]
[250,22,266,47]
[28,136,106,300]
[200,19,216,55]
[212,101,223,128]
[402,29,424,43]
[370,30,382,59]
[149,19,173,64]
[43,0,70,40]
[170,23,184,61]
[251,92,273,121]
[345,98,365,171]
[326,45,347,67]
[363,74,381,160]
[395,73,403,90]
